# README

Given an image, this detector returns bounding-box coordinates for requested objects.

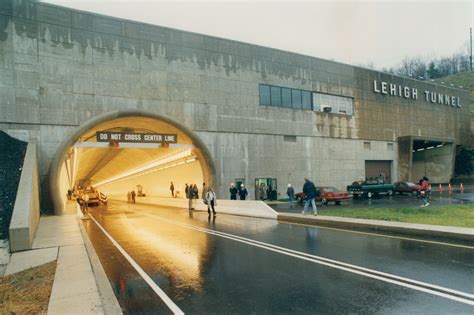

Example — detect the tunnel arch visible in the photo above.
[50,109,216,215]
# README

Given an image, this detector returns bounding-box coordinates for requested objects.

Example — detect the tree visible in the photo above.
[396,56,427,79]
[427,61,442,79]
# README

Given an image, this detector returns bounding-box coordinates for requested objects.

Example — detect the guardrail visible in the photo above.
[9,143,40,252]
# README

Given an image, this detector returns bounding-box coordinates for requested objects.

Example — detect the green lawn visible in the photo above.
[318,205,474,228]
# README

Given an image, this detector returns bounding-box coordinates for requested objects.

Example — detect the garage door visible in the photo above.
[365,160,392,183]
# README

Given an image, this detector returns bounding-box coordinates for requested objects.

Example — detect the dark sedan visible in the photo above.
[394,182,420,195]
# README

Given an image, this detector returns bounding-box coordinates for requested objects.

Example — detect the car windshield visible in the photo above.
[406,182,416,187]
[322,187,338,192]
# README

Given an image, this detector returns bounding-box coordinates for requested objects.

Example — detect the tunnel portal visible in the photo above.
[50,111,216,215]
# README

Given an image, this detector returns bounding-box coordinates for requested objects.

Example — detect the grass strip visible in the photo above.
[318,205,474,228]
[0,260,57,314]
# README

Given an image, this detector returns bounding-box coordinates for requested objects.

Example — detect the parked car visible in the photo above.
[295,186,351,205]
[347,178,395,199]
[394,182,420,196]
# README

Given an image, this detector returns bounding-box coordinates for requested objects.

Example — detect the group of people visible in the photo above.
[127,190,136,203]
[183,182,218,216]
[229,183,248,200]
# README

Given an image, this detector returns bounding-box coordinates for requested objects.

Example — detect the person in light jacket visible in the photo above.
[205,187,217,216]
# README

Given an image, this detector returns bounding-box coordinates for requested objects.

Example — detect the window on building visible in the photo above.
[313,92,353,115]
[281,88,292,108]
[292,89,302,109]
[302,91,312,110]
[259,85,271,105]
[364,142,371,150]
[283,135,297,142]
[270,86,282,106]
[387,143,394,151]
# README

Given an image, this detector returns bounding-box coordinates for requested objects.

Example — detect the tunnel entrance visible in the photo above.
[50,111,216,215]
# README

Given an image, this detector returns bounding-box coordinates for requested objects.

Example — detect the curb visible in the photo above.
[277,213,474,243]
[78,215,123,315]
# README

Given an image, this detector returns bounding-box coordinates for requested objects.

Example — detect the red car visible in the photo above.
[295,186,351,205]
[394,182,420,196]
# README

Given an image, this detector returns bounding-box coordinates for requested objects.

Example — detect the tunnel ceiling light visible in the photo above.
[95,149,193,187]
[426,146,434,150]
[436,144,443,148]
[417,148,425,151]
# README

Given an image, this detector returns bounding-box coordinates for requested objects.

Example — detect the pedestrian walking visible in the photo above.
[205,187,217,216]
[127,191,131,203]
[302,177,318,215]
[239,184,248,200]
[82,194,89,214]
[287,183,295,207]
[229,183,238,200]
[193,184,199,200]
[185,183,189,198]
[419,176,430,207]
[202,183,207,199]
[131,190,136,203]
[67,189,73,200]
[170,182,174,197]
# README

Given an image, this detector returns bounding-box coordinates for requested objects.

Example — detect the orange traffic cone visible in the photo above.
[448,183,452,194]
[438,183,443,193]
[460,183,464,194]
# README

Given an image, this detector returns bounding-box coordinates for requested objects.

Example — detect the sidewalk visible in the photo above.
[3,207,121,314]
[278,213,474,242]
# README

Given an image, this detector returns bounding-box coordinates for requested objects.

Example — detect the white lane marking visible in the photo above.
[88,214,185,315]
[127,209,474,305]
[278,220,474,250]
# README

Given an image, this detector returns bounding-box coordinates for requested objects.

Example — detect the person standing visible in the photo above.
[239,184,248,200]
[287,184,295,207]
[205,187,217,216]
[229,183,238,200]
[185,183,189,199]
[188,184,194,210]
[127,191,131,203]
[131,190,136,204]
[302,177,318,216]
[170,182,174,197]
[419,176,430,207]
[82,194,90,214]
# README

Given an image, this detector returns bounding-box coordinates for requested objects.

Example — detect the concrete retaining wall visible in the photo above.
[110,196,278,219]
[9,142,40,252]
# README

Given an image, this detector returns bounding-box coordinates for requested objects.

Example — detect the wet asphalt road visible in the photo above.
[84,201,474,314]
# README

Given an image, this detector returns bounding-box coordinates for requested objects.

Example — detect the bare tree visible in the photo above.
[396,56,427,79]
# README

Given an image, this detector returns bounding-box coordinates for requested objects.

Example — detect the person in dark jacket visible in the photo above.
[131,190,136,203]
[188,184,194,210]
[239,184,248,200]
[229,183,238,200]
[170,182,174,197]
[302,177,317,215]
[185,183,189,198]
[287,184,295,207]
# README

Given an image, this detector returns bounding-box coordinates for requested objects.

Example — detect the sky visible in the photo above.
[42,0,473,69]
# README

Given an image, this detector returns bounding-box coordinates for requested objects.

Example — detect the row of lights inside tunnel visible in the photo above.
[412,143,444,153]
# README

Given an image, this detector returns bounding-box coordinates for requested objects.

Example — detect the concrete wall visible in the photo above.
[0,0,469,209]
[9,142,40,252]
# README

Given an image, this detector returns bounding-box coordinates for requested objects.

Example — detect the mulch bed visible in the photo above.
[0,131,27,239]
[0,261,57,314]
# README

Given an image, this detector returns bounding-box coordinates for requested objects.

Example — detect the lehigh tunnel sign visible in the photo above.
[96,131,178,143]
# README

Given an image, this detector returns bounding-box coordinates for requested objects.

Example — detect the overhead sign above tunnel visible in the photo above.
[96,131,178,143]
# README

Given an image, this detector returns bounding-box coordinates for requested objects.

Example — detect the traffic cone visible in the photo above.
[460,183,464,194]
[438,183,443,193]
[448,183,452,194]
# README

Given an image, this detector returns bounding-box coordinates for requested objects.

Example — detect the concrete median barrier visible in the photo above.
[9,143,40,252]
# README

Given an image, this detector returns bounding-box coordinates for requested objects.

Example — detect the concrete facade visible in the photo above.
[0,0,470,210]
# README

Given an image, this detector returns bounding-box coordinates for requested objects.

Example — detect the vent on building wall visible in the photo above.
[284,135,297,143]
[387,143,394,151]
[364,142,371,150]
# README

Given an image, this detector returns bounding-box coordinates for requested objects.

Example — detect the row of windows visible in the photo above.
[259,84,353,116]
[313,92,354,115]
[259,85,312,110]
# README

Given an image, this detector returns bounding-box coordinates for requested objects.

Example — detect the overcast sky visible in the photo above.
[42,0,473,69]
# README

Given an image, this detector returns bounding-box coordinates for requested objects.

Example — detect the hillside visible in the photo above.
[435,71,474,112]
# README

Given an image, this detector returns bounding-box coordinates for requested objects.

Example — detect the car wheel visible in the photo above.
[412,190,418,196]
[387,190,393,196]
[335,201,341,205]
[367,192,373,198]
[322,198,328,205]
